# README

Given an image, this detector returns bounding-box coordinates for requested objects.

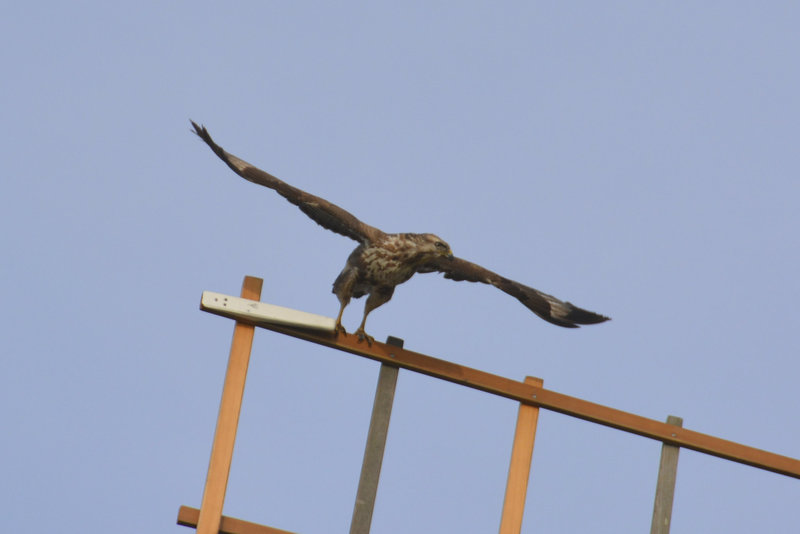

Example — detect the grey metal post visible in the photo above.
[650,415,683,534]
[349,336,403,534]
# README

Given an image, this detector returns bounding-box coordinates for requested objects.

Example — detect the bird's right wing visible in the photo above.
[191,121,384,244]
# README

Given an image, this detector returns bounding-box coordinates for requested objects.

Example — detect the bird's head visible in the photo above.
[420,233,454,259]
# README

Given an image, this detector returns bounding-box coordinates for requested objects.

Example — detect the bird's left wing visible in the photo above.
[418,256,610,328]
[191,121,384,244]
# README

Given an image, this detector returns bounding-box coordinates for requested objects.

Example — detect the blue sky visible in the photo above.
[2,3,799,533]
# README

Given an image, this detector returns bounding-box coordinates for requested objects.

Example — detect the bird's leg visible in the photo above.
[353,312,374,346]
[334,301,348,335]
[354,289,392,346]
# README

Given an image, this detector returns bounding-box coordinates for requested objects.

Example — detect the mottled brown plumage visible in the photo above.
[191,121,610,343]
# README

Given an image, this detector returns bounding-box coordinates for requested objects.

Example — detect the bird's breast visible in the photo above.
[359,246,417,286]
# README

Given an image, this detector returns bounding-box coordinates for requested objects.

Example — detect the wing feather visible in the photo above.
[191,121,383,244]
[419,256,610,328]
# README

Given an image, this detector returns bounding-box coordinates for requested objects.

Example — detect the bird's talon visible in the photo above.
[355,329,374,346]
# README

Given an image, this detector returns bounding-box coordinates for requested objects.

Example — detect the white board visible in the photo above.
[200,291,337,332]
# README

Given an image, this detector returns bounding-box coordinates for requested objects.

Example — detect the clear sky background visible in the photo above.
[2,3,798,533]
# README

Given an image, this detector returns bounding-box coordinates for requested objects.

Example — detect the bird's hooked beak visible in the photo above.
[446,249,454,260]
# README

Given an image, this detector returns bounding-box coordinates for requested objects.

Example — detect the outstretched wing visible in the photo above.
[418,256,610,328]
[191,121,384,244]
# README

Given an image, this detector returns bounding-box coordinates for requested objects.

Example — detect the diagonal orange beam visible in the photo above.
[200,280,800,481]
[179,505,295,534]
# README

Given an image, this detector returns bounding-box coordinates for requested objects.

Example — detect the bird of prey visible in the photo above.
[191,121,609,344]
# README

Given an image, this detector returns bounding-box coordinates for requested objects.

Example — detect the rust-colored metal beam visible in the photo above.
[178,505,295,534]
[200,287,800,480]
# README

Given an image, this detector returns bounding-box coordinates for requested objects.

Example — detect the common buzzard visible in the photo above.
[191,121,609,344]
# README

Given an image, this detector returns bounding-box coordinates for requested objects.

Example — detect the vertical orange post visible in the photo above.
[499,376,543,534]
[196,276,263,534]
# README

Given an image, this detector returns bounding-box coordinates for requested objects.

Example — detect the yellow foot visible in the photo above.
[354,328,374,346]
[334,322,348,336]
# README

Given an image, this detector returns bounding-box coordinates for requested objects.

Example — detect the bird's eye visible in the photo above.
[435,242,446,249]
